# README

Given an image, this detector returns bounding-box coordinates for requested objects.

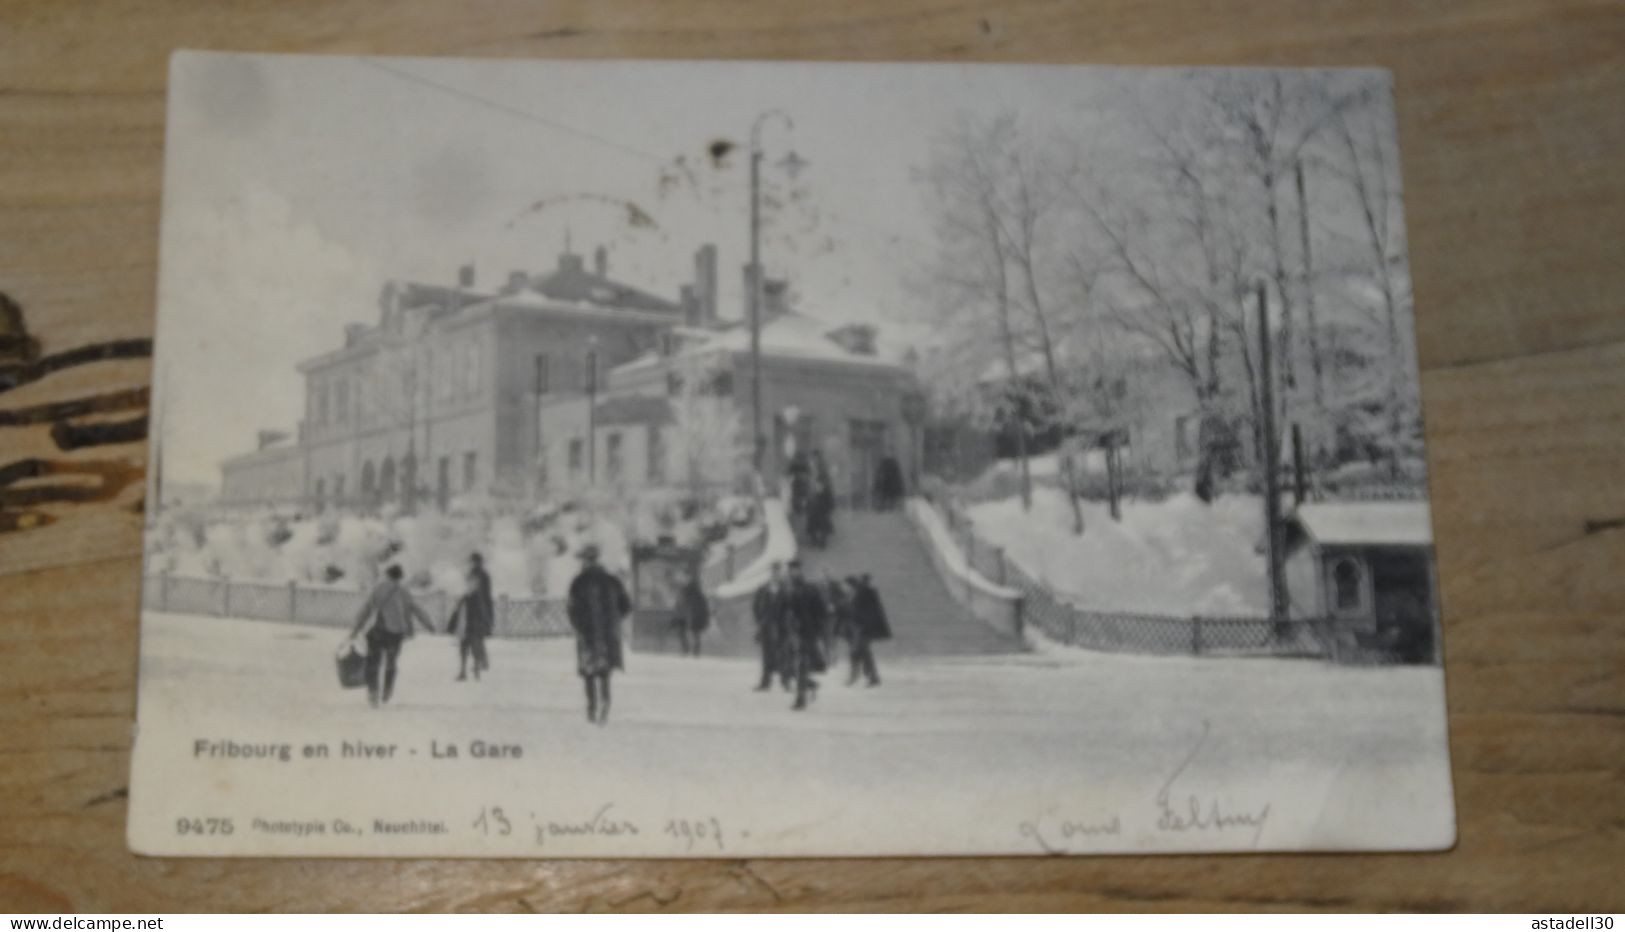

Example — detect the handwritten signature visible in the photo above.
[1154,720,1271,847]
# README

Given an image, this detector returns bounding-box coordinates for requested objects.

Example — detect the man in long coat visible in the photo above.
[752,562,789,691]
[450,552,495,681]
[783,560,829,711]
[568,544,630,725]
[848,573,892,687]
[674,570,710,657]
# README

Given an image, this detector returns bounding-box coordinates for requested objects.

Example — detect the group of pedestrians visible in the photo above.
[344,545,892,724]
[346,552,495,708]
[752,560,892,710]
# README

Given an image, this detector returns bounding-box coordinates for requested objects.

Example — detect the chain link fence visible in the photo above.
[142,519,765,640]
[933,499,1330,659]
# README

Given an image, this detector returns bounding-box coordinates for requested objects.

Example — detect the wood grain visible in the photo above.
[2,0,1622,912]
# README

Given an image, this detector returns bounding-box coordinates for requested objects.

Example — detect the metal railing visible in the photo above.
[930,497,1330,659]
[142,521,766,639]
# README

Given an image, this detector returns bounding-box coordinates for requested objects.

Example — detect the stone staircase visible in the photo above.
[798,509,1025,658]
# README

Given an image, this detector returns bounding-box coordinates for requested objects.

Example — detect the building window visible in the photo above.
[464,342,481,399]
[361,461,376,498]
[463,451,477,491]
[568,438,584,476]
[606,431,624,480]
[314,478,325,505]
[1332,557,1365,614]
[314,385,329,425]
[709,369,734,397]
[354,371,369,426]
[534,354,549,396]
[333,474,346,503]
[667,372,684,397]
[648,426,666,483]
[335,378,350,424]
[438,348,455,403]
[380,458,396,498]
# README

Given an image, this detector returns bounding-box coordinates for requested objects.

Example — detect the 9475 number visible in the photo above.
[175,816,235,836]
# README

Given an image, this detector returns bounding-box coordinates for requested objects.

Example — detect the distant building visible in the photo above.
[537,297,921,507]
[220,243,920,510]
[1283,501,1439,662]
[219,244,722,509]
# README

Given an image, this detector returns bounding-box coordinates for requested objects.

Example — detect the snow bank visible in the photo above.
[907,497,1025,640]
[713,497,795,600]
[146,492,754,600]
[964,488,1270,616]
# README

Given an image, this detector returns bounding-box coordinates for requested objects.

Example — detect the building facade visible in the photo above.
[536,309,922,507]
[220,244,723,509]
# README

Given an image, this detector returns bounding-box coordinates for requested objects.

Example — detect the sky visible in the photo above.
[154,53,1394,487]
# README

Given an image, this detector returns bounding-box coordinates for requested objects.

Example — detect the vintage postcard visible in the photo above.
[130,52,1454,857]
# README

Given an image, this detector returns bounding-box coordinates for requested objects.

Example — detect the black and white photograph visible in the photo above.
[129,52,1453,857]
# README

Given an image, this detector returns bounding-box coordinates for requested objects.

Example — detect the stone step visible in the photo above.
[794,509,1024,657]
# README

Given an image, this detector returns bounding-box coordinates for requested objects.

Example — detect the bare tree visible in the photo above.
[916,114,1035,511]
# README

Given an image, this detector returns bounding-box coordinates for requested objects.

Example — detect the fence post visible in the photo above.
[287,580,297,622]
[725,542,736,580]
[1013,595,1025,639]
[159,571,170,612]
[1192,617,1204,656]
[498,594,510,638]
[993,546,1007,585]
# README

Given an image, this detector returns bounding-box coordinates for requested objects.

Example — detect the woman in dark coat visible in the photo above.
[448,552,494,681]
[567,544,631,725]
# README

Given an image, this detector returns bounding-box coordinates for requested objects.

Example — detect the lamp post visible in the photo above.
[585,335,599,486]
[747,109,806,477]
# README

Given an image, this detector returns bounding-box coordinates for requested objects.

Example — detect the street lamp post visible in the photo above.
[585,335,599,486]
[747,110,805,480]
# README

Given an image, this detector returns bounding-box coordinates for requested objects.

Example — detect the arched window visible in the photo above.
[361,461,377,499]
[1332,557,1365,614]
[379,458,396,499]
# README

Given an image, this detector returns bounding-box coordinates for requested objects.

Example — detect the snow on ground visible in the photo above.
[130,611,1453,856]
[966,488,1271,616]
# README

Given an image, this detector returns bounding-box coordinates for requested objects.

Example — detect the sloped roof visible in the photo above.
[615,311,905,374]
[526,255,679,314]
[1289,501,1433,547]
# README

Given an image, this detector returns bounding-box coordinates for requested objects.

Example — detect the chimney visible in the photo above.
[344,323,367,347]
[694,244,718,324]
[458,263,475,289]
[593,246,608,277]
[504,270,529,294]
[680,285,700,327]
[257,429,289,451]
[763,278,790,322]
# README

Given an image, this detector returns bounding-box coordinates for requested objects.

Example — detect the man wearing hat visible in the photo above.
[782,559,829,711]
[567,543,631,725]
[752,562,789,691]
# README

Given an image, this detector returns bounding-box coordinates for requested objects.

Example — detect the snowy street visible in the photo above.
[131,611,1454,856]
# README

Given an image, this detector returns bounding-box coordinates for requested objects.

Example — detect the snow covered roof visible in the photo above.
[594,395,674,426]
[1289,502,1433,548]
[614,311,906,374]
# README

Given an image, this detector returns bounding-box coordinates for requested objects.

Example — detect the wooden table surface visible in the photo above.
[2,0,1622,913]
